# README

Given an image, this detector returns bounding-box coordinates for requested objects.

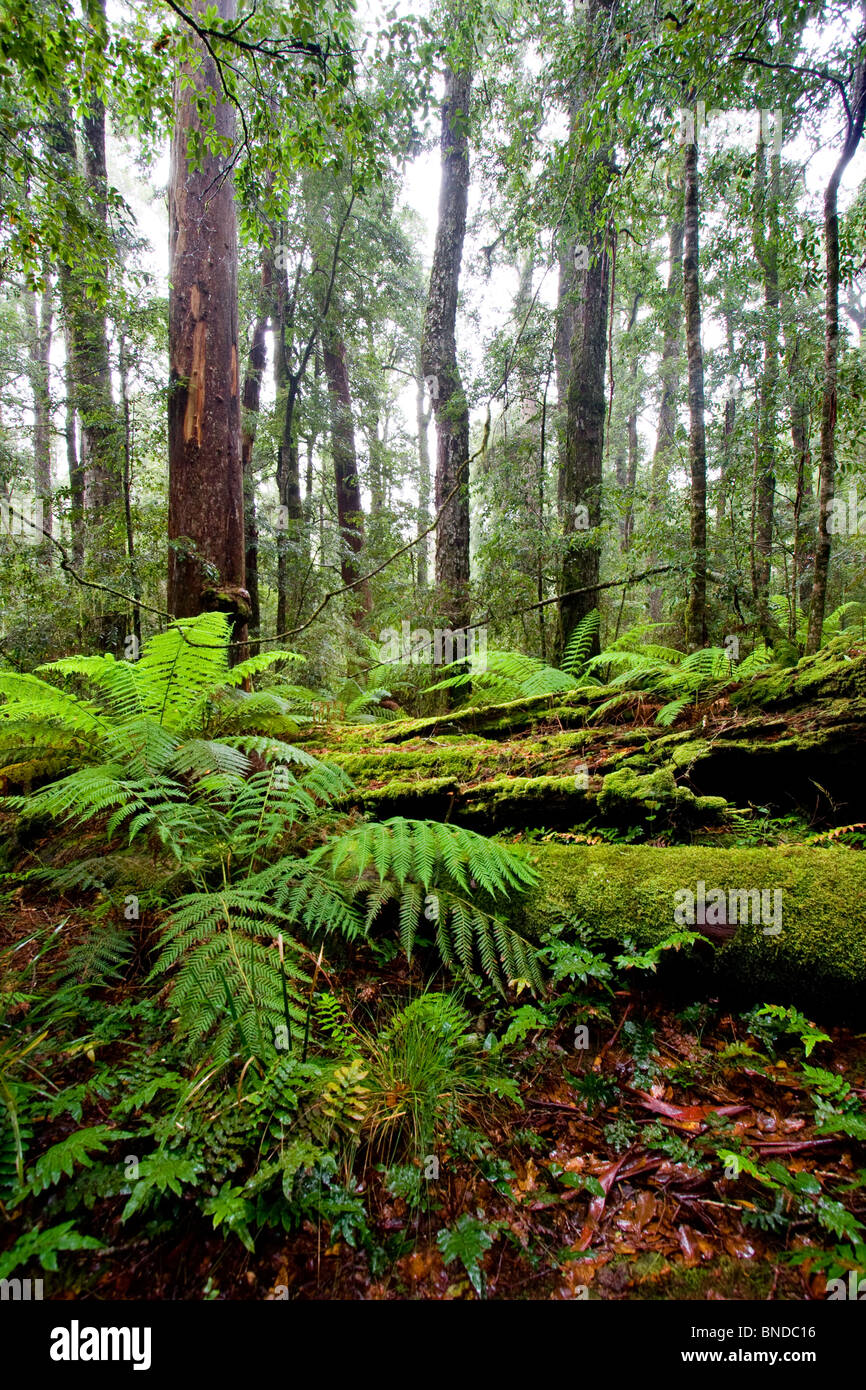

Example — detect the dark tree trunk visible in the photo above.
[806,60,866,655]
[614,290,640,553]
[648,211,683,622]
[415,367,432,592]
[421,54,472,631]
[751,125,781,639]
[241,249,274,640]
[786,331,815,624]
[555,0,614,657]
[683,138,708,650]
[47,88,118,615]
[272,228,304,637]
[167,0,246,648]
[323,332,371,621]
[80,84,119,519]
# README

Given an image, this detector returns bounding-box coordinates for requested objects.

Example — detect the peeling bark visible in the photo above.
[167,0,246,647]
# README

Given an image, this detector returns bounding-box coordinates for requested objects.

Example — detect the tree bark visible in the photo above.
[555,0,613,658]
[25,274,53,555]
[751,124,780,639]
[421,52,472,631]
[323,332,371,621]
[648,211,683,622]
[167,0,246,648]
[415,366,432,592]
[241,249,274,639]
[682,138,708,650]
[806,58,866,655]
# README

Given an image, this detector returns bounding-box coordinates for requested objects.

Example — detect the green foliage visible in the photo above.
[745,1004,831,1059]
[436,1214,495,1297]
[586,631,775,725]
[359,993,517,1160]
[0,1222,103,1279]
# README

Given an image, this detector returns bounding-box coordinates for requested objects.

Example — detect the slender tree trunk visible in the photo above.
[80,82,120,519]
[64,345,84,570]
[241,249,274,639]
[118,335,141,653]
[614,290,640,553]
[47,88,118,625]
[683,138,708,650]
[751,123,781,638]
[167,0,246,649]
[323,332,371,621]
[786,333,815,622]
[421,49,472,631]
[415,367,432,592]
[272,230,305,636]
[806,60,866,655]
[648,211,683,622]
[25,274,53,556]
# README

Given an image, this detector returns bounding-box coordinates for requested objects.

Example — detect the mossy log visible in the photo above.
[300,641,866,830]
[511,843,866,1011]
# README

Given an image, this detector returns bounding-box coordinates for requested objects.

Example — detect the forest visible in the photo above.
[1,0,866,1320]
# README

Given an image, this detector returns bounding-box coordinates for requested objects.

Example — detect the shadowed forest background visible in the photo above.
[1,0,866,1305]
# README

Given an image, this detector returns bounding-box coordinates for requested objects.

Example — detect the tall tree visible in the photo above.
[415,364,432,592]
[648,206,684,622]
[421,23,472,631]
[25,273,53,551]
[682,134,708,649]
[751,116,781,639]
[322,329,371,619]
[167,0,246,644]
[556,0,614,657]
[241,249,274,638]
[806,46,866,654]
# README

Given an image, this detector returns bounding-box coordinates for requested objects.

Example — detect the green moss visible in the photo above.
[465,773,590,807]
[624,1254,779,1300]
[598,768,728,825]
[355,775,460,805]
[511,843,866,1006]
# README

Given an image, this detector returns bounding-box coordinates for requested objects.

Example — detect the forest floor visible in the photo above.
[5,893,863,1302]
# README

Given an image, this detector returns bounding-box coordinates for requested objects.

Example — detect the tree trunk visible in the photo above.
[80,83,120,519]
[555,0,613,658]
[421,51,472,631]
[614,290,640,553]
[323,332,371,621]
[241,249,274,640]
[806,60,866,655]
[415,367,432,592]
[751,124,780,639]
[167,0,247,649]
[25,274,53,555]
[682,138,708,650]
[787,334,815,623]
[118,335,141,653]
[648,211,683,622]
[272,227,305,637]
[64,345,84,570]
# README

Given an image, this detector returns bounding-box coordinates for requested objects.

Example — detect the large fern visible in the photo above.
[585,635,775,725]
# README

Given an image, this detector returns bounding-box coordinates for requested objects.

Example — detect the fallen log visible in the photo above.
[509,844,866,1013]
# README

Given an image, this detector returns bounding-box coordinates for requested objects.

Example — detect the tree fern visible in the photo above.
[561,609,601,676]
